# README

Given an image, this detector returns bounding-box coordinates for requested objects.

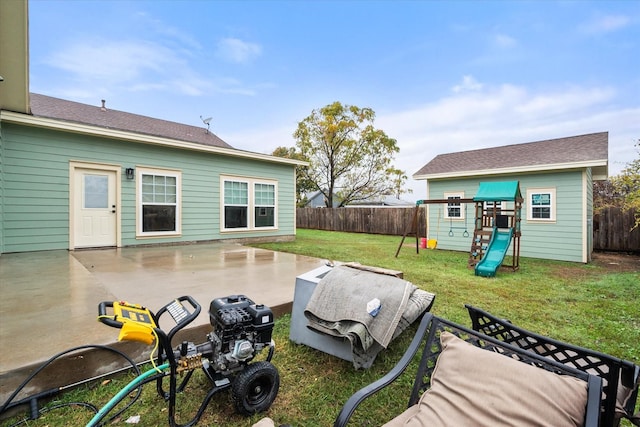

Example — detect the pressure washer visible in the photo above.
[91,294,280,427]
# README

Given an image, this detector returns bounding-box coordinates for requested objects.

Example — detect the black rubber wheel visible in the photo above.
[231,361,280,415]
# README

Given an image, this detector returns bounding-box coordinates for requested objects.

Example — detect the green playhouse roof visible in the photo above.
[474,181,522,202]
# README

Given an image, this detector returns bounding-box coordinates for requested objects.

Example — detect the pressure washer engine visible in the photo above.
[202,295,275,376]
[95,294,279,427]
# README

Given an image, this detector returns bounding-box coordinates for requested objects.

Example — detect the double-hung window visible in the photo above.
[223,180,249,229]
[254,183,275,227]
[222,177,277,231]
[526,188,555,221]
[137,168,181,236]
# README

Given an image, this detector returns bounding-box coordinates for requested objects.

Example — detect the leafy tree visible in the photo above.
[593,179,622,210]
[271,146,315,207]
[595,140,640,229]
[610,140,640,229]
[293,101,402,207]
[388,167,412,200]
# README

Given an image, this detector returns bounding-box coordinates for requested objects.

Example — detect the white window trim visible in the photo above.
[526,187,556,222]
[136,167,182,238]
[444,191,465,220]
[221,176,278,232]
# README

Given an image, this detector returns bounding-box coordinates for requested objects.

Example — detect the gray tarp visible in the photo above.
[304,265,435,368]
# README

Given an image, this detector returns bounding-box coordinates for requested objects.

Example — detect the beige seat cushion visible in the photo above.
[384,332,589,426]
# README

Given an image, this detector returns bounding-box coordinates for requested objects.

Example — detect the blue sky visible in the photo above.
[28,0,639,198]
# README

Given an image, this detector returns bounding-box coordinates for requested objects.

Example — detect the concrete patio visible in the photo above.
[0,243,325,407]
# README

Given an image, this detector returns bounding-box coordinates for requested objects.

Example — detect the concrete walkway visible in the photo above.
[0,243,325,405]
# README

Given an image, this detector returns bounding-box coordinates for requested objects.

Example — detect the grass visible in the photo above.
[2,229,639,427]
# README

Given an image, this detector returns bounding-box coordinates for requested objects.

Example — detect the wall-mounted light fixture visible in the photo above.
[125,168,135,180]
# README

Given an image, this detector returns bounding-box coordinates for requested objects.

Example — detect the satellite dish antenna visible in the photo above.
[200,115,213,133]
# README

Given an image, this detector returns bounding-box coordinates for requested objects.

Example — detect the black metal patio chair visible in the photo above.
[466,304,640,427]
[334,312,603,427]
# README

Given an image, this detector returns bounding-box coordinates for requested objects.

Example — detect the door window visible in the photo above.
[84,175,108,208]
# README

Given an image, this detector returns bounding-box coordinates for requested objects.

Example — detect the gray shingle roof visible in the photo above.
[29,93,233,149]
[414,132,608,177]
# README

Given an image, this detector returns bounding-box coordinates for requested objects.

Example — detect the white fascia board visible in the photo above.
[0,111,309,167]
[413,160,608,181]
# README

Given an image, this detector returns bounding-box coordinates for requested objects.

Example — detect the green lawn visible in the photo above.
[2,229,638,427]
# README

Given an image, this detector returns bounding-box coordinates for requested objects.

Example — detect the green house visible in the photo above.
[413,133,608,263]
[0,2,304,254]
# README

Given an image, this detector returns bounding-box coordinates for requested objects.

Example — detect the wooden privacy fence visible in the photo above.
[296,207,426,238]
[297,207,639,253]
[593,207,639,252]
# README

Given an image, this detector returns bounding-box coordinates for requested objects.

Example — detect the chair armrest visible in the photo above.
[586,375,604,427]
[333,313,433,427]
[622,363,640,419]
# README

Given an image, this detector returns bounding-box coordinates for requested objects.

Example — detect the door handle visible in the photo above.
[112,205,116,213]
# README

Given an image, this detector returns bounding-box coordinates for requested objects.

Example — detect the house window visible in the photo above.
[254,183,275,227]
[137,168,181,236]
[527,188,556,221]
[224,180,249,229]
[444,192,464,219]
[222,177,277,231]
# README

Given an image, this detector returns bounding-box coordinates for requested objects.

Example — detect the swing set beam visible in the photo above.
[395,198,475,257]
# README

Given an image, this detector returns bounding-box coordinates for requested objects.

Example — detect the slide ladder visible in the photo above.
[474,227,514,277]
[468,229,493,267]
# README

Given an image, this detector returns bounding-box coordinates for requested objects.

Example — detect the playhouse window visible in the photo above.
[527,188,556,221]
[444,192,464,219]
[137,168,181,236]
[484,201,502,215]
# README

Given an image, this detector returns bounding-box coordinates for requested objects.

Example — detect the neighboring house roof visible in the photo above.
[413,132,608,180]
[29,93,233,149]
[304,190,340,208]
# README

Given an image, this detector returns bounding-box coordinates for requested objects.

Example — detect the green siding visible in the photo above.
[427,171,588,262]
[1,123,297,253]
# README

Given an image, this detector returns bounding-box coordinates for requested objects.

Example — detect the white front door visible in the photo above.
[73,168,117,248]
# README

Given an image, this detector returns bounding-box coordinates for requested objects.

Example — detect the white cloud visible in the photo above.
[45,39,177,83]
[581,14,631,34]
[43,37,259,99]
[223,124,295,155]
[452,75,484,93]
[494,33,517,48]
[216,38,262,64]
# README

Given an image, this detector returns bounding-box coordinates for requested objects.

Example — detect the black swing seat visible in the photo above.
[334,312,603,427]
[466,305,640,427]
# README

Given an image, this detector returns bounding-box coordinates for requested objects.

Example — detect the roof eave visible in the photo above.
[1,110,308,167]
[413,160,609,181]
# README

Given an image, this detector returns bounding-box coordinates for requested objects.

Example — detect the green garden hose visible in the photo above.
[86,363,169,427]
